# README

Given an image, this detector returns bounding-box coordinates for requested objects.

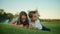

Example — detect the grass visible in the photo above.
[0,21,60,34]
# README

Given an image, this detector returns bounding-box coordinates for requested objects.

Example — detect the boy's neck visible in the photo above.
[31,20,35,23]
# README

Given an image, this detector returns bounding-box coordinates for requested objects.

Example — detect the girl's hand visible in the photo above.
[24,25,29,28]
[19,24,23,28]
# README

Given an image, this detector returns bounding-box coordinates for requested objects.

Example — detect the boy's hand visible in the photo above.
[29,26,33,29]
[29,26,37,30]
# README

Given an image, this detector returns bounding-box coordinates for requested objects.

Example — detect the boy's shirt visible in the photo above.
[29,18,42,30]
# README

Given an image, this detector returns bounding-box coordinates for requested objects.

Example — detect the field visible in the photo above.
[0,21,60,34]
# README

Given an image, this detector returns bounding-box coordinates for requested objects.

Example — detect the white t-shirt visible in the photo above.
[29,18,42,30]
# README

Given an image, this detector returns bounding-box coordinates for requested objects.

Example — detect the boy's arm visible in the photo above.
[29,23,37,29]
[29,26,37,30]
[36,19,42,30]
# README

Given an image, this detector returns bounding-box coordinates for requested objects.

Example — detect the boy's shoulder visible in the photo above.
[36,19,40,22]
[35,19,40,24]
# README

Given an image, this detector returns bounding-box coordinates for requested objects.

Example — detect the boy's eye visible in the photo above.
[33,16,37,18]
[32,14,37,18]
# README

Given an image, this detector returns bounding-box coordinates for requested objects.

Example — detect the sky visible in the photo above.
[0,0,60,19]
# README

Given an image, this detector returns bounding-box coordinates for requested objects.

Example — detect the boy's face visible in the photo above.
[30,13,38,22]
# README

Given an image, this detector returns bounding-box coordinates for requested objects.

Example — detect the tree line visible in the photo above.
[0,9,14,23]
[0,9,60,23]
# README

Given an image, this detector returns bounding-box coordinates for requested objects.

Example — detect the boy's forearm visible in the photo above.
[29,26,37,30]
[32,27,38,30]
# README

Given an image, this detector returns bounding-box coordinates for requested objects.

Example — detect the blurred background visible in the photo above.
[0,0,60,23]
[0,0,60,34]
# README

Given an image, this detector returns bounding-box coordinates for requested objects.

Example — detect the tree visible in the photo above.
[14,12,19,18]
[6,13,14,19]
[0,9,6,20]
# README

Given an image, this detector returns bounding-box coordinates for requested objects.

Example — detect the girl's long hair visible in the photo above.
[17,11,29,26]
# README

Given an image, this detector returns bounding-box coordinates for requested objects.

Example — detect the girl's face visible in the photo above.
[21,15,26,22]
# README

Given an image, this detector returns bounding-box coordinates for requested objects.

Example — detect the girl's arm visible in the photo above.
[10,17,18,25]
[10,19,17,26]
[10,20,23,28]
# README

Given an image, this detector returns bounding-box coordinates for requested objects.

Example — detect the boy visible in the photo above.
[28,11,50,31]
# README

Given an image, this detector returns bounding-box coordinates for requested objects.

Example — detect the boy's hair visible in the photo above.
[28,11,37,18]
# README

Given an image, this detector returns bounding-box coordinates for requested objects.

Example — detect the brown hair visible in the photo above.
[28,11,37,18]
[17,11,29,26]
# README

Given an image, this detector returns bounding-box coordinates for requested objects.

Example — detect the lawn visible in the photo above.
[0,21,60,34]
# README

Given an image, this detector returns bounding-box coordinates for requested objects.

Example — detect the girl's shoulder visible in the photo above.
[13,17,19,21]
[15,17,19,21]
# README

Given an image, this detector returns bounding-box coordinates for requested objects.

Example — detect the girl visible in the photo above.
[10,11,29,28]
